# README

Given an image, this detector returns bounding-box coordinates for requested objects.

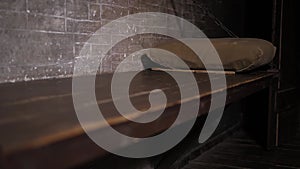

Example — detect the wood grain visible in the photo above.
[0,71,276,169]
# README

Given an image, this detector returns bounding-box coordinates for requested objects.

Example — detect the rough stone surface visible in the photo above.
[0,0,245,83]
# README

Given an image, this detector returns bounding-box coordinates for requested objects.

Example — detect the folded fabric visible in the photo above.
[143,38,276,72]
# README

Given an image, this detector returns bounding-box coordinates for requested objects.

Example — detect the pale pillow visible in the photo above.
[145,38,276,72]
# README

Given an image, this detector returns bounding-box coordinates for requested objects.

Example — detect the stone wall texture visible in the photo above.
[0,0,246,83]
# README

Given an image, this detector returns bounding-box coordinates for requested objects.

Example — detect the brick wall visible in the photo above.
[0,0,244,83]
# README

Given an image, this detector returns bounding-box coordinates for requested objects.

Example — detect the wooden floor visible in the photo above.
[182,128,300,169]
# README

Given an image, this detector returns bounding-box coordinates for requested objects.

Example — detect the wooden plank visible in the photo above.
[184,129,300,169]
[191,154,274,169]
[183,161,245,169]
[206,142,300,167]
[0,71,276,169]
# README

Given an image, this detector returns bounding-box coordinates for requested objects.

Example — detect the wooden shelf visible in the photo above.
[0,71,277,169]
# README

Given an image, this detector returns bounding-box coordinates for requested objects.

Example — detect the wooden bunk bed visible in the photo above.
[0,71,278,169]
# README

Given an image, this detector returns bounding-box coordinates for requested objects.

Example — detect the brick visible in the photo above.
[127,44,143,54]
[95,20,121,34]
[0,30,30,65]
[0,0,26,11]
[25,42,74,64]
[0,63,74,83]
[74,33,111,45]
[74,34,90,44]
[111,44,129,54]
[144,0,162,6]
[101,5,128,20]
[88,0,100,4]
[110,53,124,62]
[75,43,91,57]
[91,44,111,56]
[100,0,128,7]
[0,0,242,83]
[43,33,74,46]
[110,0,128,7]
[140,15,167,28]
[100,55,113,72]
[28,14,65,32]
[67,19,102,33]
[128,7,139,15]
[88,34,111,45]
[89,4,101,20]
[66,0,88,19]
[0,11,27,29]
[0,30,74,67]
[28,0,65,16]
[140,4,162,12]
[128,0,139,7]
